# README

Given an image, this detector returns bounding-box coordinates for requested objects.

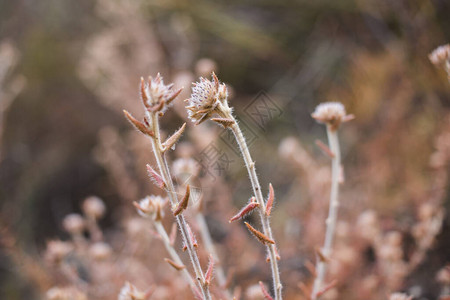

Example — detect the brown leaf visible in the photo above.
[163,123,186,151]
[173,185,190,216]
[123,110,154,137]
[164,258,185,271]
[265,184,274,216]
[244,222,275,245]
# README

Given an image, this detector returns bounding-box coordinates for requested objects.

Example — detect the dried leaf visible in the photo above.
[244,222,275,245]
[123,110,154,136]
[146,164,165,189]
[229,197,259,223]
[211,117,235,128]
[265,184,274,216]
[164,258,185,271]
[259,282,274,300]
[204,255,214,286]
[163,123,186,151]
[173,185,190,216]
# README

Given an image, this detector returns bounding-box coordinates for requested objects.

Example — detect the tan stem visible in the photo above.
[311,126,341,299]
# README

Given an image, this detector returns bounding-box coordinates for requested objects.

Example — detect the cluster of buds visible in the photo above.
[186,73,233,126]
[134,195,167,221]
[311,102,354,131]
[140,73,182,113]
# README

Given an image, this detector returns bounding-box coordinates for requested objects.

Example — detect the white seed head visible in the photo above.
[118,282,147,300]
[135,195,166,220]
[312,102,347,129]
[62,214,85,234]
[82,196,106,219]
[186,73,229,124]
[429,44,450,65]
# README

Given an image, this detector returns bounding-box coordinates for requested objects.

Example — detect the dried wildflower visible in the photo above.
[89,242,112,260]
[45,240,73,264]
[429,44,450,65]
[389,293,413,300]
[172,158,200,180]
[134,195,166,221]
[186,73,231,124]
[312,102,351,130]
[62,214,85,235]
[82,196,106,220]
[46,286,87,300]
[118,282,147,300]
[141,74,182,113]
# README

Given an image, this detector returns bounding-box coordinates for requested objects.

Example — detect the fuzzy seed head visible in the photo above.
[143,73,180,112]
[186,73,229,124]
[135,195,166,220]
[118,282,147,300]
[429,44,450,65]
[312,102,346,129]
[172,158,199,180]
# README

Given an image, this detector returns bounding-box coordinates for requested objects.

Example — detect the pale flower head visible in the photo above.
[82,196,106,220]
[429,44,450,65]
[186,72,230,124]
[312,101,350,130]
[118,282,147,300]
[134,195,166,221]
[141,73,182,113]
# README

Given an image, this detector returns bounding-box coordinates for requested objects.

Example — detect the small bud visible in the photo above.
[45,240,73,264]
[82,196,106,220]
[134,195,166,221]
[62,214,85,235]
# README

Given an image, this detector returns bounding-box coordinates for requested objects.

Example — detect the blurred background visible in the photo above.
[0,0,449,299]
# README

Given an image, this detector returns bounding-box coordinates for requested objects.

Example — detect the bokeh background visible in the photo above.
[0,0,450,299]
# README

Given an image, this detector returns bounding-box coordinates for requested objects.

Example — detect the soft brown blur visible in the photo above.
[0,0,449,299]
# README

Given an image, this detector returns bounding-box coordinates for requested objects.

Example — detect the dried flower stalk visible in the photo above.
[124,74,212,299]
[186,73,283,299]
[310,102,351,299]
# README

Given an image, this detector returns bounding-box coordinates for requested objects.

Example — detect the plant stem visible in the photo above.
[311,126,341,299]
[148,112,212,300]
[153,220,197,289]
[222,109,282,300]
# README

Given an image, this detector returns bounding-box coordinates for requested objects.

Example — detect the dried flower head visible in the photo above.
[89,242,112,261]
[46,286,87,300]
[172,158,200,180]
[141,73,182,113]
[62,214,85,234]
[134,195,166,221]
[429,44,450,65]
[312,102,351,130]
[186,73,230,124]
[82,196,106,220]
[389,293,412,300]
[45,240,73,264]
[118,282,147,300]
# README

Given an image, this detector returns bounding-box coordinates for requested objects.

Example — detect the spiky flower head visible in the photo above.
[118,282,147,300]
[141,73,182,113]
[312,102,352,130]
[134,195,166,221]
[186,72,230,124]
[429,44,450,66]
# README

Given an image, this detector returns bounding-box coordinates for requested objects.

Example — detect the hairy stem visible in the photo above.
[311,126,341,299]
[148,112,212,300]
[153,220,197,289]
[222,108,282,300]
